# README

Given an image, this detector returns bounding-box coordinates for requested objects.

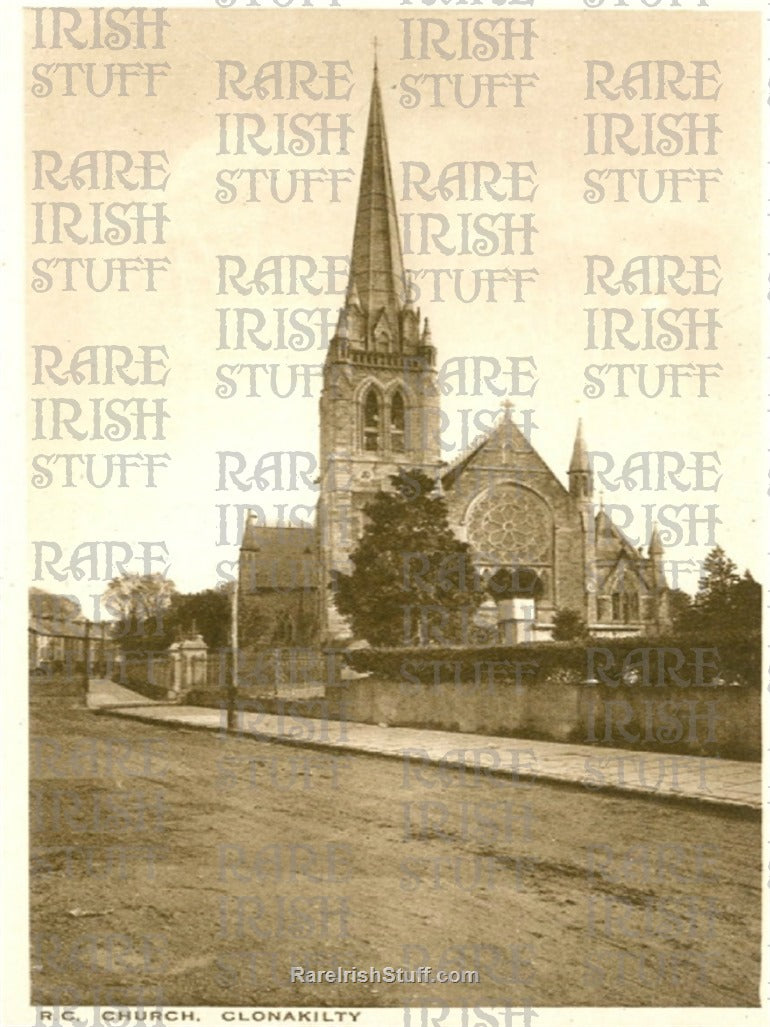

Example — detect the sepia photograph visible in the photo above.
[5,2,767,1025]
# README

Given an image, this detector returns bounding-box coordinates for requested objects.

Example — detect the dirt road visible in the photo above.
[30,705,761,1008]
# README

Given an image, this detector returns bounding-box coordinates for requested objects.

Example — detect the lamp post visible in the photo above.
[227,580,239,732]
[82,619,90,706]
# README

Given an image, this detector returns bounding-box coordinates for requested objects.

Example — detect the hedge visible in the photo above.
[120,657,171,701]
[339,632,762,688]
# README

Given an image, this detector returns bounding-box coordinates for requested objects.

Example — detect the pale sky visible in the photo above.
[25,9,762,616]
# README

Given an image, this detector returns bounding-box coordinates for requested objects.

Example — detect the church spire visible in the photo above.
[348,63,407,337]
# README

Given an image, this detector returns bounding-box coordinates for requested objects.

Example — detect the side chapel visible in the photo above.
[239,65,671,647]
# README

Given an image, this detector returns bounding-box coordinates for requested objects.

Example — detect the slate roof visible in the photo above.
[239,519,317,591]
[28,616,89,638]
[441,408,568,496]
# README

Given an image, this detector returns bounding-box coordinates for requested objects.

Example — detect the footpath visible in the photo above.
[87,678,762,812]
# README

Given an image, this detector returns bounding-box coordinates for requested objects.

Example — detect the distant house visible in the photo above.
[28,616,114,674]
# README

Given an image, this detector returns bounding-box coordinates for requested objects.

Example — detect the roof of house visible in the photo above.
[239,519,317,591]
[28,616,89,639]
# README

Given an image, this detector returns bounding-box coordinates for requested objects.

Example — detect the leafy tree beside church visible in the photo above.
[103,574,233,652]
[332,469,482,646]
[672,545,761,635]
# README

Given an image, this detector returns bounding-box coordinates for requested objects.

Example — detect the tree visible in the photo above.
[732,570,762,633]
[164,584,233,650]
[668,587,695,635]
[684,546,761,634]
[333,469,482,646]
[551,608,589,642]
[29,586,81,627]
[102,573,177,652]
[696,546,739,611]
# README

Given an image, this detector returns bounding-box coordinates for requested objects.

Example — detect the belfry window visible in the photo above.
[363,388,381,452]
[390,391,405,452]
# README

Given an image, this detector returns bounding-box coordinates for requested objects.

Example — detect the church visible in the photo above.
[238,65,671,648]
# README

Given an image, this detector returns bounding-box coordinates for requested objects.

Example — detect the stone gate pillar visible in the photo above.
[179,634,208,695]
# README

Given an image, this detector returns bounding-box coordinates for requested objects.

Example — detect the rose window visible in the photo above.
[466,485,552,565]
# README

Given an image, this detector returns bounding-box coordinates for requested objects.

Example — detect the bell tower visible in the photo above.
[318,63,442,639]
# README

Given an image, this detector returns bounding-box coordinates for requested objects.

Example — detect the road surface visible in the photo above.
[30,705,761,1008]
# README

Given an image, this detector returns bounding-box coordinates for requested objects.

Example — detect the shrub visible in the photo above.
[551,608,589,641]
[339,631,761,688]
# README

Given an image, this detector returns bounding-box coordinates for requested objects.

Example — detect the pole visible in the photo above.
[227,580,239,732]
[82,619,90,706]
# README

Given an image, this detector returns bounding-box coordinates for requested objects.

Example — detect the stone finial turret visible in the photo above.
[335,307,348,342]
[421,317,432,346]
[568,418,593,500]
[403,273,417,313]
[649,524,666,586]
[649,524,664,558]
[569,418,589,473]
[346,278,361,310]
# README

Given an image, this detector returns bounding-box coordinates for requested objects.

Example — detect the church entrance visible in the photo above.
[486,567,544,644]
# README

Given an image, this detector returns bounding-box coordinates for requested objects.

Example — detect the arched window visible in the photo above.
[390,390,405,452]
[363,388,381,452]
[611,592,639,623]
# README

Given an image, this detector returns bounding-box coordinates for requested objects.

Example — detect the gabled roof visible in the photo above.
[240,519,317,591]
[595,506,642,558]
[595,548,654,593]
[441,409,568,496]
[28,616,89,639]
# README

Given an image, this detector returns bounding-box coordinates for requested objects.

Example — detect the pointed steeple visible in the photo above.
[568,418,593,500]
[569,418,589,474]
[649,524,664,557]
[348,63,407,340]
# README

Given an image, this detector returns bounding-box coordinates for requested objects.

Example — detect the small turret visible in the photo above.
[647,524,667,632]
[568,418,593,500]
[403,273,416,313]
[346,279,361,310]
[649,524,664,557]
[421,317,432,346]
[336,307,348,341]
[649,524,666,586]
